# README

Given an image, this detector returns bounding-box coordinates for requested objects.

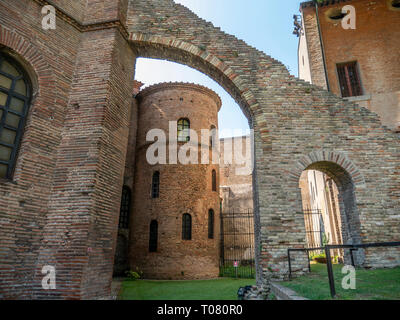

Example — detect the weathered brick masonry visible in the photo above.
[129,83,221,280]
[0,0,399,299]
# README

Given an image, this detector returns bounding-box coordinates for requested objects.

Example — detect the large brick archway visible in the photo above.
[127,32,265,283]
[0,0,399,299]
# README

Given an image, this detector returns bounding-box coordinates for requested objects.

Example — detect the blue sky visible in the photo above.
[135,0,302,137]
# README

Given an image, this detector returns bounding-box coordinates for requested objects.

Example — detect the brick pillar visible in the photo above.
[302,6,328,90]
[33,28,135,299]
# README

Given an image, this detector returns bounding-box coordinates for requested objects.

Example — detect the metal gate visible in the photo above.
[303,208,324,248]
[219,210,255,279]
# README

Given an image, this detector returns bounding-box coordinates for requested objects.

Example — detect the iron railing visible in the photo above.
[220,210,255,279]
[287,241,400,298]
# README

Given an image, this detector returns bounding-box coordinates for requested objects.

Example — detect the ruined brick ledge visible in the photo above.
[270,282,309,300]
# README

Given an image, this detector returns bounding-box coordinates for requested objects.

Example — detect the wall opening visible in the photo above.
[299,162,364,266]
[123,57,257,280]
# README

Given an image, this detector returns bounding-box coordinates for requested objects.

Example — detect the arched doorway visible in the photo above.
[127,34,263,282]
[299,160,364,268]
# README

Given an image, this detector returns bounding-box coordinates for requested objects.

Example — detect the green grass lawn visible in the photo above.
[280,263,400,300]
[119,278,256,300]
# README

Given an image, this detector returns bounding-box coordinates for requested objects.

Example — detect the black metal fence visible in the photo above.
[287,241,400,298]
[303,208,324,248]
[219,210,255,279]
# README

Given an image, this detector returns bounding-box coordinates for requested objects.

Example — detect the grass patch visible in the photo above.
[280,263,400,300]
[119,278,256,300]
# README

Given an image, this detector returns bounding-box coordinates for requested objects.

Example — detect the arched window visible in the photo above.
[0,53,31,179]
[149,220,158,252]
[182,213,192,240]
[208,209,214,239]
[212,169,217,192]
[177,118,190,142]
[118,186,131,229]
[151,171,160,198]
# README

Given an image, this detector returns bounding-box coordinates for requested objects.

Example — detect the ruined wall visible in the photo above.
[126,0,400,280]
[219,135,253,213]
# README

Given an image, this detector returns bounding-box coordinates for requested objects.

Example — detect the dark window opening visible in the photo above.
[392,0,400,8]
[149,220,158,252]
[0,53,31,180]
[337,62,363,98]
[177,118,190,142]
[329,9,347,20]
[151,171,160,198]
[210,125,216,148]
[182,213,192,240]
[118,186,131,229]
[212,169,217,192]
[208,209,214,239]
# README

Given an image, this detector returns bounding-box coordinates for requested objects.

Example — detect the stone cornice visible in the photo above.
[32,0,129,40]
[136,82,222,110]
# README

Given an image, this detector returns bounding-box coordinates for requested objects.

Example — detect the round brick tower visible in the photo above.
[130,82,222,280]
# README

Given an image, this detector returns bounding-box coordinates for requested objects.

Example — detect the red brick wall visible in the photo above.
[0,0,81,299]
[219,136,253,213]
[0,0,135,299]
[302,0,400,130]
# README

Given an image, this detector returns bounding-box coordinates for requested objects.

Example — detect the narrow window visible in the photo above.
[208,209,214,239]
[212,169,217,192]
[118,186,131,229]
[177,118,190,142]
[210,125,216,148]
[151,171,160,198]
[149,220,158,252]
[182,213,192,240]
[337,62,363,97]
[0,53,31,179]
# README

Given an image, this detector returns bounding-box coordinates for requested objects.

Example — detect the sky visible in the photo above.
[135,0,302,138]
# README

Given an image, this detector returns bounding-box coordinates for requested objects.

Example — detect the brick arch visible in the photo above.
[290,150,366,189]
[129,33,259,125]
[0,25,56,101]
[0,25,57,184]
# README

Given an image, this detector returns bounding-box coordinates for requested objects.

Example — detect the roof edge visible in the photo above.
[301,0,353,9]
[136,82,222,110]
